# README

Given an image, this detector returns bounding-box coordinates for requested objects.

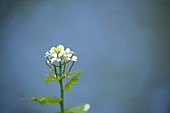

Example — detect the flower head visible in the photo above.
[45,45,77,64]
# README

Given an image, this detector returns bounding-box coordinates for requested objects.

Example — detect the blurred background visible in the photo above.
[0,0,170,113]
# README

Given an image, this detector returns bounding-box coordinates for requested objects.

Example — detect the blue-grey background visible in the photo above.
[0,0,170,113]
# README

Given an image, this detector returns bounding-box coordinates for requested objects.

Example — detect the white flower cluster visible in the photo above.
[45,45,77,64]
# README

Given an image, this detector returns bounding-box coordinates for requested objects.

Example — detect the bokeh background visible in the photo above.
[0,0,170,113]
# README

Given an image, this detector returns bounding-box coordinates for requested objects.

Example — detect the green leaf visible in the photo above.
[63,71,84,91]
[65,70,79,77]
[55,104,90,113]
[23,96,62,105]
[60,70,80,80]
[41,74,60,84]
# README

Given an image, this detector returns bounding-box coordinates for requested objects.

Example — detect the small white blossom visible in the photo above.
[71,56,77,61]
[83,104,90,111]
[62,48,72,57]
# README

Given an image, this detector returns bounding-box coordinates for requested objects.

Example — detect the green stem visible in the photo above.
[53,64,58,77]
[44,59,52,69]
[60,61,74,80]
[68,61,75,72]
[59,62,64,113]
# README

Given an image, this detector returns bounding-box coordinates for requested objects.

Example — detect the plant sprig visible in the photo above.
[22,45,90,113]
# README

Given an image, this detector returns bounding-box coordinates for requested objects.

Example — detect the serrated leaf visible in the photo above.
[42,74,60,84]
[55,104,90,113]
[29,96,62,105]
[63,71,83,91]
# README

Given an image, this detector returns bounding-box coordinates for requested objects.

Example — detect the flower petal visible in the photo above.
[51,53,57,58]
[58,51,64,57]
[56,58,61,62]
[65,48,70,52]
[51,58,56,63]
[50,47,55,53]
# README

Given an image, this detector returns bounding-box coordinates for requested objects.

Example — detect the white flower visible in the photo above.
[61,48,76,62]
[71,56,77,61]
[64,48,73,57]
[83,104,90,111]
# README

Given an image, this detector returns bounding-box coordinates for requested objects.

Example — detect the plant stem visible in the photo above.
[68,61,75,72]
[59,62,64,113]
[53,64,58,77]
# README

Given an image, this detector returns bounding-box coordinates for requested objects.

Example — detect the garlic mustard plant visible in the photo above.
[22,45,90,113]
